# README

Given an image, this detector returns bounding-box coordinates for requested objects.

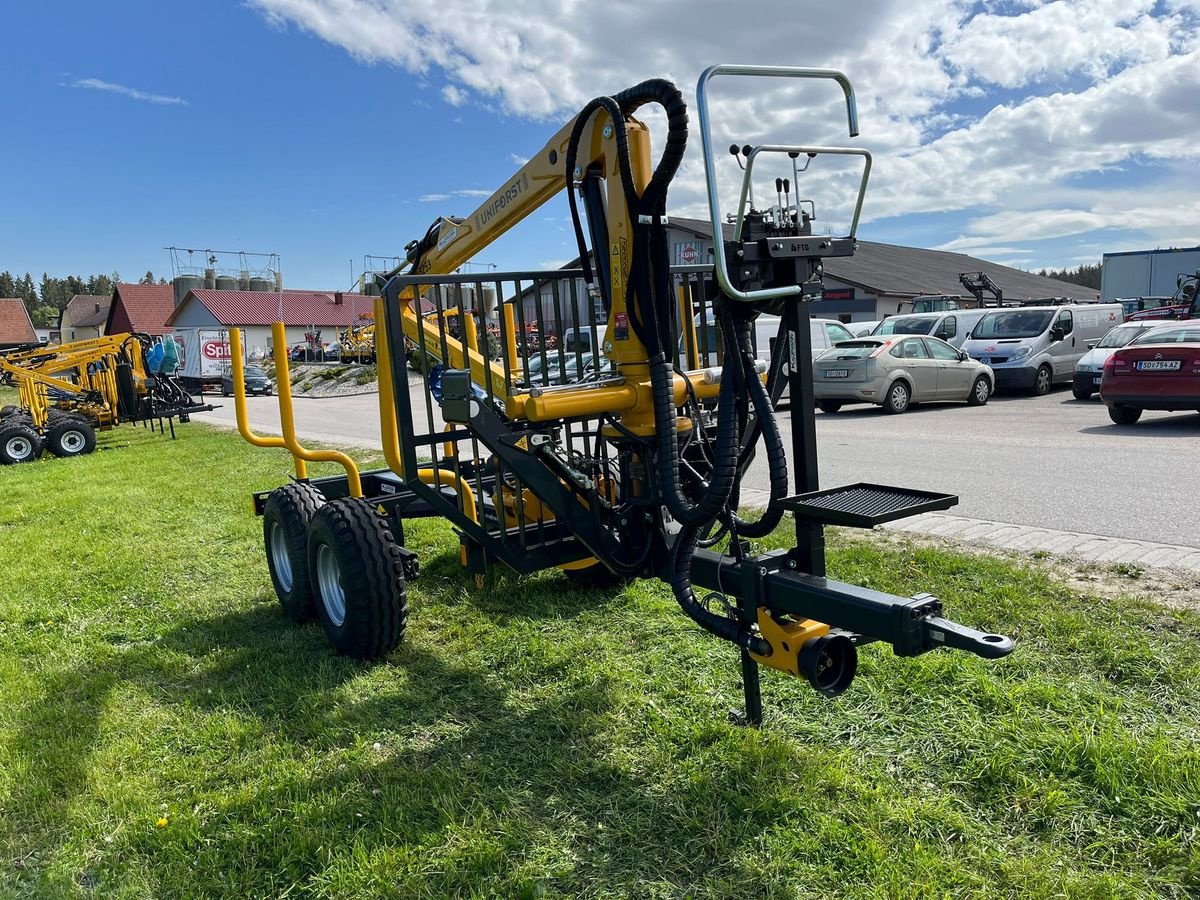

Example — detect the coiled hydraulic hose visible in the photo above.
[728,343,789,538]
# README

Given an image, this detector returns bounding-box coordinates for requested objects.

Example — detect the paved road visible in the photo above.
[196,383,1199,549]
[754,390,1199,548]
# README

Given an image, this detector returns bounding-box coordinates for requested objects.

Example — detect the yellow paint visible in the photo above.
[230,328,307,481]
[749,608,831,677]
[270,323,362,497]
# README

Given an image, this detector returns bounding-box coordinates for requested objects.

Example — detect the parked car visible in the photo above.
[961,303,1124,394]
[522,350,613,387]
[871,309,988,349]
[1099,323,1200,425]
[813,335,994,414]
[846,320,880,337]
[221,364,274,397]
[1072,321,1173,399]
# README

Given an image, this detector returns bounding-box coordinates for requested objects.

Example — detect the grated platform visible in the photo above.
[779,482,958,529]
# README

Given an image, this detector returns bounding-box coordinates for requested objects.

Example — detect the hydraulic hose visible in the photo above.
[650,349,740,528]
[564,96,640,303]
[729,344,789,537]
[669,522,767,654]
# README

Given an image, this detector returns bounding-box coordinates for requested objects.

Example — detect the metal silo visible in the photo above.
[249,277,273,292]
[215,275,239,291]
[173,275,204,305]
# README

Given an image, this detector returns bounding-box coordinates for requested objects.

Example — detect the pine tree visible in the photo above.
[0,271,15,298]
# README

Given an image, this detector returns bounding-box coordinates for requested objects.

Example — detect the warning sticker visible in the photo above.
[614,312,629,341]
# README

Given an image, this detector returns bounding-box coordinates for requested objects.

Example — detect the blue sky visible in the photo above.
[2,1,1198,292]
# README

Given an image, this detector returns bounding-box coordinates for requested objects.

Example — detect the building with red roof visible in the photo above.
[165,288,376,363]
[105,283,176,336]
[0,298,39,349]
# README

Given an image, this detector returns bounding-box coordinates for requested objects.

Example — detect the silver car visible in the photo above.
[813,335,994,414]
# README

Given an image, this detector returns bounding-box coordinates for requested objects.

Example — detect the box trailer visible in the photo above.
[1101,246,1200,301]
[175,328,243,389]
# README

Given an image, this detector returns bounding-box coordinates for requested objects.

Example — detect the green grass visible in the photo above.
[2,424,1199,898]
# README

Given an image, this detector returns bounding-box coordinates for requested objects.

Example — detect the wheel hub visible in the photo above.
[316,543,346,626]
[6,436,32,460]
[268,522,293,592]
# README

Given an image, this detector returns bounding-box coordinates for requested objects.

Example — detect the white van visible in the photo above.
[962,304,1124,394]
[870,310,987,349]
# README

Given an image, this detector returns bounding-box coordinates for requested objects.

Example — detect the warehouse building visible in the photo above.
[665,217,1097,322]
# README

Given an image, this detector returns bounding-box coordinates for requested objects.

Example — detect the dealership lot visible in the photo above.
[762,390,1199,548]
[198,384,1199,549]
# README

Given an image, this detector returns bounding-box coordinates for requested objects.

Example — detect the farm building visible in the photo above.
[0,298,39,350]
[164,289,373,381]
[105,283,176,336]
[59,294,111,342]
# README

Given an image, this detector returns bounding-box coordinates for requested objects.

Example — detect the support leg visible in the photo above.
[733,648,763,727]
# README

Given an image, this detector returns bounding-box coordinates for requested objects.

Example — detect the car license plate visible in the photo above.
[1092,375,1101,385]
[1135,359,1180,371]
[823,369,850,378]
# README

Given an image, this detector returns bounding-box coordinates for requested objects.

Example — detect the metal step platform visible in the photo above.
[779,482,957,529]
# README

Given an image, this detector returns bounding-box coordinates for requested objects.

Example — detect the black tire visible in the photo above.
[882,380,910,414]
[0,405,18,419]
[306,497,408,659]
[45,419,96,457]
[1033,365,1053,396]
[262,483,326,622]
[966,375,991,406]
[817,400,843,414]
[1072,385,1093,401]
[1108,405,1142,426]
[222,386,231,397]
[0,423,42,464]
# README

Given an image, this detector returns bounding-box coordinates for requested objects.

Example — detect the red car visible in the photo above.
[1099,324,1200,425]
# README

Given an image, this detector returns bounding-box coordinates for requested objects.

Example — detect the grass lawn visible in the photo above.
[1,421,1199,898]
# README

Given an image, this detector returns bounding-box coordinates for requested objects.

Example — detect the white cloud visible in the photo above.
[419,188,494,202]
[64,77,188,106]
[250,0,1200,266]
[510,153,530,166]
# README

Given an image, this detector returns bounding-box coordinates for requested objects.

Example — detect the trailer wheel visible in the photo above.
[0,423,42,464]
[45,419,97,457]
[307,497,408,659]
[262,483,326,622]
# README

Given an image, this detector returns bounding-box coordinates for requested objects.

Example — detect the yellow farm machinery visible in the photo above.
[234,65,1013,724]
[0,332,212,464]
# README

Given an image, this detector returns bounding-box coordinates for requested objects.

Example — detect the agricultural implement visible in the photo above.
[235,65,1013,724]
[0,332,212,464]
